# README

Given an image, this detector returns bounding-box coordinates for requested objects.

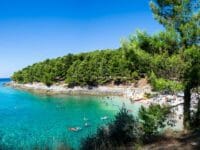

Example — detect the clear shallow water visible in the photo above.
[0,79,141,150]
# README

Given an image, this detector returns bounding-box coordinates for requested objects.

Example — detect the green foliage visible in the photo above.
[144,92,155,99]
[150,0,200,130]
[151,53,186,79]
[149,71,184,92]
[109,107,140,145]
[131,71,140,80]
[81,105,172,149]
[80,107,140,150]
[184,46,200,87]
[129,30,180,55]
[12,49,135,86]
[184,46,200,129]
[12,39,188,89]
[150,0,200,48]
[80,128,112,150]
[138,104,170,142]
[122,31,186,81]
[12,30,191,91]
[183,47,200,129]
[42,73,53,87]
[122,42,152,74]
[65,50,133,86]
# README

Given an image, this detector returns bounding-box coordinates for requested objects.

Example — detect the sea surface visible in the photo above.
[0,78,141,150]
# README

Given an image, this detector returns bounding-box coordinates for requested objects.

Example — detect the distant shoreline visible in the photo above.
[6,81,152,99]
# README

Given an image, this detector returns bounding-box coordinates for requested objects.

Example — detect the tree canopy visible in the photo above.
[151,0,200,129]
[150,0,200,48]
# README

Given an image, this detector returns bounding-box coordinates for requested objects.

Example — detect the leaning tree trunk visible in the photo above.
[183,84,191,130]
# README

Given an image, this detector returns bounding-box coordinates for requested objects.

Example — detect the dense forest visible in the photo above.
[12,30,187,91]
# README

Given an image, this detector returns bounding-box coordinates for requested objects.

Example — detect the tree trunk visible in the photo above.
[195,93,200,125]
[183,84,191,130]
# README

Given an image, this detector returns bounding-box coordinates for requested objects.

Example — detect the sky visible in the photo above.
[0,0,163,78]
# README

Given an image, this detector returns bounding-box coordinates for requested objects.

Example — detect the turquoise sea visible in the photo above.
[0,79,141,150]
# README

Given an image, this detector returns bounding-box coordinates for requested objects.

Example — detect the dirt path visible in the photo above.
[143,131,200,150]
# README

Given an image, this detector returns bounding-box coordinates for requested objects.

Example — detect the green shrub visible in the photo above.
[149,71,184,92]
[138,104,170,142]
[131,71,140,80]
[80,128,112,150]
[80,107,141,150]
[109,107,140,145]
[151,53,186,80]
[144,92,155,99]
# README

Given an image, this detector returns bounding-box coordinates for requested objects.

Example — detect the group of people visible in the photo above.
[68,115,109,132]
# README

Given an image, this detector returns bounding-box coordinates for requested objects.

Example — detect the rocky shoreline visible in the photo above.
[6,81,152,99]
